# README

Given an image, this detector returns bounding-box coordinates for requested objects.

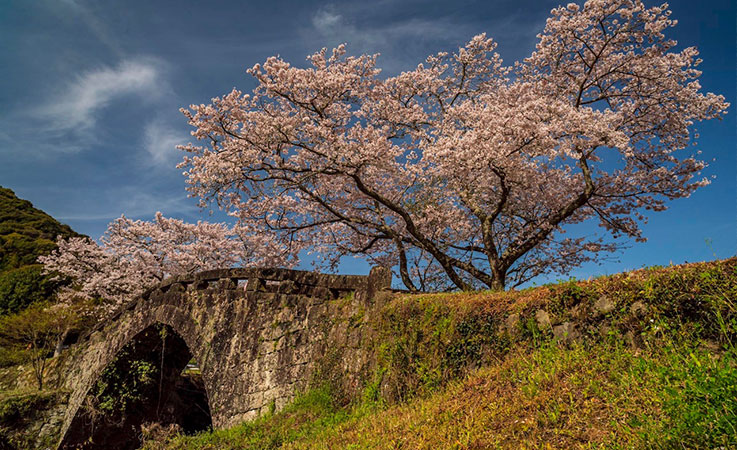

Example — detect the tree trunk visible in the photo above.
[32,355,45,390]
[395,238,418,292]
[53,328,69,357]
[490,265,506,291]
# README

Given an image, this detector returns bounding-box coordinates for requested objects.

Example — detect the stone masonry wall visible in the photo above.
[56,266,392,448]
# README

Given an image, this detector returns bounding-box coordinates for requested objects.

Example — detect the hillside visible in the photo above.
[0,187,80,273]
[0,187,81,315]
[141,258,737,449]
[1,258,734,449]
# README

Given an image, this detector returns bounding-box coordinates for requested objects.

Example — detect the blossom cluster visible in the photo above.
[40,213,292,313]
[177,0,727,290]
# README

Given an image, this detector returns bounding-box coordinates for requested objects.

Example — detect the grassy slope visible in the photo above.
[0,186,82,317]
[0,186,80,272]
[146,259,737,449]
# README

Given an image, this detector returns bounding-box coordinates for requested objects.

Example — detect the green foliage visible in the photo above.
[0,390,58,427]
[144,341,737,449]
[142,384,357,450]
[88,327,169,418]
[0,186,80,273]
[93,357,157,415]
[0,303,80,389]
[631,346,737,449]
[0,347,28,368]
[0,389,62,450]
[375,296,507,402]
[0,265,61,316]
[668,348,737,446]
[0,187,82,319]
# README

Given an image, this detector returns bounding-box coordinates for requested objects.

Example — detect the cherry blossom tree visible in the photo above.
[40,212,291,313]
[179,0,728,291]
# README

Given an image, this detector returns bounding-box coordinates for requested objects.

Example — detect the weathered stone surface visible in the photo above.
[552,321,579,342]
[594,296,615,316]
[56,266,392,449]
[630,301,647,317]
[535,309,552,331]
[505,313,521,338]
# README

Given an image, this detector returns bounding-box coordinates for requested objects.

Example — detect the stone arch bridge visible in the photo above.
[57,266,392,449]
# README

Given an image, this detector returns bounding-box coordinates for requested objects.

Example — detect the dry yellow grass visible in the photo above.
[144,258,737,450]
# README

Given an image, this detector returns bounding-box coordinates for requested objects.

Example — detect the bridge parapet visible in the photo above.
[85,266,392,344]
[58,266,393,449]
[151,266,388,300]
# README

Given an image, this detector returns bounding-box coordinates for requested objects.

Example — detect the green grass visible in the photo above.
[144,385,366,450]
[143,259,737,449]
[0,389,64,449]
[143,341,736,449]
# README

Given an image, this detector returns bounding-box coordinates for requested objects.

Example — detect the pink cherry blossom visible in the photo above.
[39,212,292,314]
[178,0,728,291]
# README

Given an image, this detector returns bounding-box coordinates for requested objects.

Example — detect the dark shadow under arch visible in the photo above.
[60,323,212,450]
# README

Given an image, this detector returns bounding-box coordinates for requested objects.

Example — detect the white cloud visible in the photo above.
[54,187,199,222]
[143,119,187,165]
[56,0,123,56]
[305,3,547,75]
[312,9,342,31]
[35,58,164,133]
[307,6,475,74]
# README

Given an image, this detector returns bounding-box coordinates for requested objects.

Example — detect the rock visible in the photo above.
[553,321,579,342]
[368,266,392,291]
[630,301,647,317]
[505,313,521,338]
[535,309,552,331]
[218,278,237,290]
[191,280,209,290]
[364,266,392,303]
[246,277,265,292]
[624,330,637,348]
[569,303,588,321]
[277,280,299,294]
[594,296,615,316]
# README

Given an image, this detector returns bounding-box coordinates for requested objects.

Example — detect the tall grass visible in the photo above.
[143,259,737,449]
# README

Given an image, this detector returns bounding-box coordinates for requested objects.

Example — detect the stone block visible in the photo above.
[552,322,579,342]
[246,277,265,292]
[218,278,237,290]
[594,296,615,316]
[277,280,299,294]
[505,313,521,338]
[535,309,552,331]
[630,301,647,317]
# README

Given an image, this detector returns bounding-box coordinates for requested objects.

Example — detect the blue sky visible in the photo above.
[1,0,735,282]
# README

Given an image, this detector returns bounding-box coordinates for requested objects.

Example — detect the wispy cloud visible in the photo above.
[312,9,342,31]
[143,119,188,165]
[34,58,164,134]
[56,0,124,57]
[305,6,479,74]
[304,3,547,74]
[54,187,199,222]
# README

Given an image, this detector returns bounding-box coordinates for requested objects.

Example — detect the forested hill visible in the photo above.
[0,187,82,315]
[0,187,80,272]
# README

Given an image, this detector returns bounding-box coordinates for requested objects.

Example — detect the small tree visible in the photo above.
[0,303,80,389]
[179,0,728,291]
[40,212,288,314]
[0,264,60,316]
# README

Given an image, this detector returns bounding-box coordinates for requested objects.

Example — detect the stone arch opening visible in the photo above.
[60,323,212,450]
